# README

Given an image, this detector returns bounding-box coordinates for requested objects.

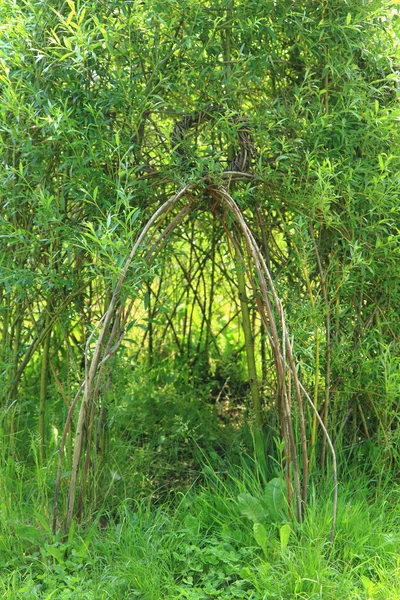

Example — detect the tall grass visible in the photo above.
[0,365,398,599]
[0,454,398,599]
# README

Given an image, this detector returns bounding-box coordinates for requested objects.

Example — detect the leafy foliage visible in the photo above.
[0,0,400,596]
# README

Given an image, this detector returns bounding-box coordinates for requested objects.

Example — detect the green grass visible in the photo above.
[0,458,399,599]
[0,365,398,599]
[1,365,399,599]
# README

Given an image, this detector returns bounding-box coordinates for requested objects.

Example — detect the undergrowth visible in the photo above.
[0,363,399,599]
[0,466,399,599]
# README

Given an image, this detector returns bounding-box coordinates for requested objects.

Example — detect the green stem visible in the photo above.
[235,243,262,430]
[39,301,52,464]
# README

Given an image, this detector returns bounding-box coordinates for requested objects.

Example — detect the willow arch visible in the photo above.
[53,181,337,543]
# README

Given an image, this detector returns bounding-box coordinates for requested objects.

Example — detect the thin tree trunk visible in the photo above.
[39,301,52,464]
[181,221,195,354]
[146,282,153,367]
[309,225,331,469]
[205,228,216,365]
[234,240,262,430]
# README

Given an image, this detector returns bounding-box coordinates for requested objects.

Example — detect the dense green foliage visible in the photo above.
[0,0,399,597]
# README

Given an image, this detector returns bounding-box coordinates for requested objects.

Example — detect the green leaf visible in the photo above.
[67,519,76,545]
[184,514,200,537]
[35,512,51,533]
[279,523,291,551]
[45,544,65,563]
[361,575,375,594]
[15,525,43,544]
[237,493,266,524]
[253,522,268,548]
[264,478,285,521]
